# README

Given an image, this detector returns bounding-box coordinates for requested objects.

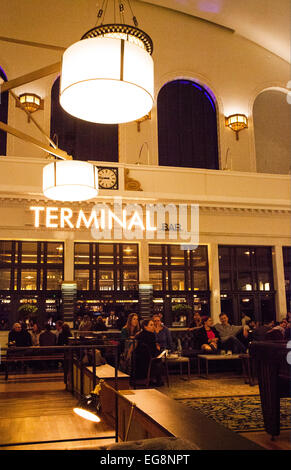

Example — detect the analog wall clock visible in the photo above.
[98,167,118,190]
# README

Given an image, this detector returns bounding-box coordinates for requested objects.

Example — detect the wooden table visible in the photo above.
[72,361,130,395]
[166,355,190,379]
[197,353,240,378]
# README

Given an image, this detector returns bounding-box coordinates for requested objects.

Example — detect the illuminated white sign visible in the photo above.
[30,200,199,249]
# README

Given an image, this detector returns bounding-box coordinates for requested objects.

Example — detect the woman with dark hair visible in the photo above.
[57,323,72,345]
[195,316,221,353]
[133,319,163,386]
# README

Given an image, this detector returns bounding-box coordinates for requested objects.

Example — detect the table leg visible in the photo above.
[187,360,190,380]
[206,359,209,378]
[198,357,201,376]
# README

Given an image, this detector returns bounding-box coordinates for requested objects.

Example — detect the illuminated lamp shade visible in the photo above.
[18,93,43,113]
[43,160,98,202]
[225,114,248,140]
[59,25,154,124]
[73,394,101,423]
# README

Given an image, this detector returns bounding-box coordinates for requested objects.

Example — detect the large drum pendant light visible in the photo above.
[43,160,98,202]
[60,24,154,124]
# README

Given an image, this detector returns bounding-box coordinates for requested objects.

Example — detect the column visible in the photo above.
[64,238,74,281]
[138,240,153,319]
[272,245,287,321]
[62,238,76,326]
[208,243,221,324]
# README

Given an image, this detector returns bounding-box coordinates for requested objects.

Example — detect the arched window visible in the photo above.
[0,67,8,156]
[253,90,291,174]
[50,77,118,162]
[158,79,219,169]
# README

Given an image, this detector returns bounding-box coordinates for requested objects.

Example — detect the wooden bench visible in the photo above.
[1,351,65,380]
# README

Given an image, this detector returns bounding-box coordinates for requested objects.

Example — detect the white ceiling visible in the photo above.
[140,0,290,63]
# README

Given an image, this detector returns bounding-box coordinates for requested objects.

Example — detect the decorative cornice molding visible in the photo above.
[0,197,289,216]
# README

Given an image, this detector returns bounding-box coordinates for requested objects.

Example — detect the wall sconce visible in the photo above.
[16,93,44,121]
[136,111,151,132]
[225,114,248,140]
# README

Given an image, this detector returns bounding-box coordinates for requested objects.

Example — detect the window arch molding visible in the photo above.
[157,76,220,170]
[0,66,8,156]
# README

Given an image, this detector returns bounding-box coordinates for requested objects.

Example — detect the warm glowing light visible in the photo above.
[18,93,42,113]
[43,161,98,202]
[225,114,248,140]
[73,407,101,422]
[60,32,154,124]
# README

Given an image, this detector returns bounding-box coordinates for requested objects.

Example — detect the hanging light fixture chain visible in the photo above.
[127,0,138,27]
[118,1,125,24]
[95,0,107,26]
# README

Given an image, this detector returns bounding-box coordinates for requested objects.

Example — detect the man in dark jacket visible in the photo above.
[8,322,32,347]
[39,324,57,346]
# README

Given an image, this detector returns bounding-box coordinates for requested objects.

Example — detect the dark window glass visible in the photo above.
[149,245,163,265]
[21,242,38,264]
[74,243,138,292]
[149,269,163,290]
[51,77,118,162]
[46,269,63,290]
[75,244,90,264]
[21,269,37,290]
[191,246,208,267]
[169,246,184,265]
[0,269,11,289]
[158,80,218,169]
[0,241,12,264]
[236,248,252,271]
[0,67,8,155]
[47,243,64,264]
[75,270,90,291]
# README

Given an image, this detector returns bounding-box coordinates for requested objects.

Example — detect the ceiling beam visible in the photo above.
[0,121,71,160]
[1,62,61,93]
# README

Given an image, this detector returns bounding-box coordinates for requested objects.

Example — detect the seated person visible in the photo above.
[152,314,173,351]
[29,323,41,346]
[78,314,92,331]
[265,319,288,340]
[8,322,32,347]
[188,312,202,330]
[39,324,57,346]
[214,313,248,353]
[252,320,274,341]
[195,316,221,353]
[92,315,108,331]
[57,323,72,345]
[133,319,163,387]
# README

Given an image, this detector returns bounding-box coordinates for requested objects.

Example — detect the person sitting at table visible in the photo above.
[78,314,92,332]
[188,312,202,330]
[57,323,72,345]
[152,314,173,351]
[121,313,140,342]
[214,313,248,353]
[8,322,32,347]
[29,322,41,346]
[92,315,108,331]
[39,324,57,346]
[195,316,221,353]
[133,319,164,387]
